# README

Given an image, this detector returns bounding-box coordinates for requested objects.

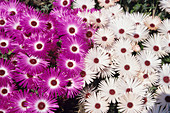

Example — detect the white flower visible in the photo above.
[158,19,170,37]
[144,16,161,30]
[98,77,118,103]
[137,50,161,74]
[73,0,95,10]
[159,0,170,13]
[117,92,144,113]
[159,64,170,86]
[98,0,115,8]
[84,92,109,113]
[98,64,115,78]
[142,92,156,111]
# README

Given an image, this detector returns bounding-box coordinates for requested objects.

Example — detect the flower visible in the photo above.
[158,19,170,37]
[159,0,170,13]
[84,92,109,113]
[73,0,95,10]
[0,9,8,30]
[144,16,161,30]
[53,0,72,9]
[159,64,170,86]
[98,0,115,8]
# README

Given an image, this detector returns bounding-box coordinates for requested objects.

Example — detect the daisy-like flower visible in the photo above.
[113,38,133,57]
[155,85,170,111]
[77,10,92,25]
[94,28,115,48]
[116,77,147,97]
[0,31,16,54]
[117,93,144,113]
[65,74,84,98]
[109,16,135,38]
[162,35,170,53]
[98,64,115,78]
[16,52,48,74]
[158,19,170,37]
[143,34,168,57]
[53,0,72,9]
[79,68,97,85]
[84,92,109,113]
[57,54,84,75]
[0,83,15,99]
[137,71,159,87]
[38,68,67,96]
[128,25,149,42]
[61,36,89,61]
[98,77,118,103]
[85,47,111,72]
[84,27,96,42]
[11,69,41,89]
[142,92,156,111]
[24,35,50,58]
[159,0,170,13]
[57,15,87,38]
[137,50,161,74]
[73,0,95,10]
[128,12,149,26]
[0,99,9,113]
[77,86,96,104]
[20,7,46,33]
[159,64,170,86]
[0,9,8,30]
[90,10,109,28]
[0,58,14,85]
[8,90,30,113]
[144,16,161,30]
[27,90,59,113]
[114,55,140,77]
[98,0,115,8]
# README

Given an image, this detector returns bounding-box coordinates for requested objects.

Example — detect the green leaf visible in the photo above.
[133,3,142,11]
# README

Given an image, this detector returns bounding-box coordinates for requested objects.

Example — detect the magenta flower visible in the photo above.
[0,9,8,31]
[53,0,73,9]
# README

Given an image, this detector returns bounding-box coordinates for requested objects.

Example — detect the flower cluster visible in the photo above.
[0,0,169,113]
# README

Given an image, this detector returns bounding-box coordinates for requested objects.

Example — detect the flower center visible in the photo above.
[36,43,43,49]
[1,88,7,94]
[168,30,170,34]
[136,22,140,25]
[127,102,133,108]
[80,71,86,77]
[69,27,75,34]
[96,18,101,23]
[0,19,5,25]
[71,46,78,52]
[119,29,125,34]
[21,101,27,108]
[105,0,110,3]
[67,62,73,67]
[168,43,170,47]
[126,88,132,93]
[29,59,37,65]
[102,36,107,41]
[0,69,5,76]
[67,80,72,87]
[10,11,16,16]
[124,65,130,70]
[46,22,52,30]
[0,111,4,113]
[83,18,87,22]
[165,96,170,102]
[109,89,115,95]
[24,32,31,37]
[163,76,169,83]
[143,97,147,104]
[16,25,22,30]
[38,102,46,110]
[121,48,126,53]
[95,103,101,109]
[94,58,99,63]
[0,42,6,47]
[27,73,33,78]
[150,23,155,28]
[86,31,92,38]
[144,60,150,66]
[82,5,87,9]
[134,34,139,38]
[85,93,91,98]
[153,46,159,51]
[51,79,57,86]
[31,21,37,27]
[63,0,68,6]
[143,74,148,79]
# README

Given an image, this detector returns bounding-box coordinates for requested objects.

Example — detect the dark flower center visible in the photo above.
[27,73,33,78]
[165,96,170,102]
[143,97,147,104]
[119,29,125,34]
[163,76,169,83]
[0,111,4,113]
[124,65,130,70]
[150,23,155,28]
[24,32,31,37]
[96,18,101,23]
[67,80,72,87]
[102,36,107,41]
[0,19,5,25]
[126,88,132,93]
[167,30,170,34]
[143,74,148,79]
[86,31,93,38]
[38,102,46,110]
[36,43,43,49]
[12,60,17,65]
[29,59,37,65]
[31,21,37,27]
[21,101,27,108]
[109,89,115,95]
[46,22,52,30]
[85,93,91,98]
[94,58,99,63]
[83,18,87,22]
[82,5,87,9]
[134,34,139,38]
[51,80,57,86]
[63,0,68,6]
[105,0,110,3]
[0,42,6,47]
[10,11,16,16]
[121,48,126,53]
[71,46,78,52]
[67,62,73,67]
[1,89,7,94]
[0,69,5,76]
[144,60,150,66]
[95,103,101,109]
[80,71,86,77]
[136,22,140,25]
[16,25,22,30]
[153,46,159,51]
[127,102,133,108]
[69,27,75,34]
